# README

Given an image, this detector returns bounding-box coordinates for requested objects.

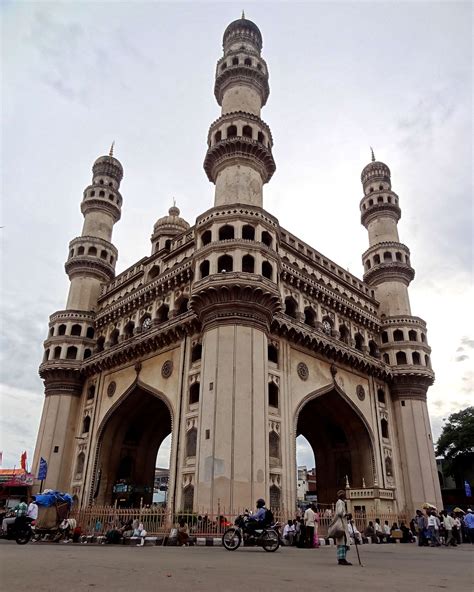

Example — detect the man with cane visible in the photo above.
[348,513,363,567]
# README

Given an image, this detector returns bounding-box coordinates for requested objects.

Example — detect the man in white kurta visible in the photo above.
[335,490,352,565]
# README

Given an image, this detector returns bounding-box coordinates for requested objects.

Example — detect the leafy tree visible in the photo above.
[436,406,474,488]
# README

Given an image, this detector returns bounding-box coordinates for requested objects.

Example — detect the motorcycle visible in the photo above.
[0,515,35,545]
[222,513,280,552]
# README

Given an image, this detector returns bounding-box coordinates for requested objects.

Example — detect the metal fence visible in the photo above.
[71,504,407,538]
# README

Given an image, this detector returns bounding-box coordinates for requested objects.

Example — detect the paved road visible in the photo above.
[1,540,472,592]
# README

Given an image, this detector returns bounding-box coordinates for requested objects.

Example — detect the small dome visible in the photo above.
[361,160,391,186]
[92,154,124,182]
[153,205,190,236]
[223,15,263,51]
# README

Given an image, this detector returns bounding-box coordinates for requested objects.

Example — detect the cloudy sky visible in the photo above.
[1,1,472,471]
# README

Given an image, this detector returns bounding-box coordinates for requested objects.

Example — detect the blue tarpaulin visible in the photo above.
[35,491,73,508]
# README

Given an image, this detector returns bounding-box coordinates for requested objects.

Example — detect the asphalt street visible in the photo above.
[0,540,472,592]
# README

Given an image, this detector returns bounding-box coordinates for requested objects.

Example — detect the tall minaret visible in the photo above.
[360,152,442,513]
[203,13,276,207]
[32,149,123,491]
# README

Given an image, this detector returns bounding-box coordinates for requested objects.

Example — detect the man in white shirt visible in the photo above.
[374,518,384,543]
[427,512,441,546]
[304,504,316,548]
[27,496,38,520]
[347,520,362,544]
[282,520,295,546]
[441,511,456,547]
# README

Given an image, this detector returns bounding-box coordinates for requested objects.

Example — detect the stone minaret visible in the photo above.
[360,152,442,512]
[32,149,123,491]
[191,15,280,511]
[203,13,276,207]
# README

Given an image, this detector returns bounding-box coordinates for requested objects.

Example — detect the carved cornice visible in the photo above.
[68,236,118,257]
[361,202,401,227]
[49,310,96,324]
[40,365,84,396]
[362,241,410,260]
[214,65,269,106]
[280,264,379,330]
[270,315,391,379]
[207,111,273,145]
[203,136,276,184]
[196,204,279,230]
[80,197,121,223]
[81,313,200,376]
[389,370,435,400]
[190,273,281,332]
[363,262,415,286]
[65,256,115,282]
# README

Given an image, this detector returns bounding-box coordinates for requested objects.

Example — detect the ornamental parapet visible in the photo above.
[190,273,281,332]
[214,64,269,106]
[80,196,122,223]
[360,201,401,227]
[270,315,390,379]
[389,369,435,400]
[196,203,279,230]
[49,310,96,324]
[65,255,115,283]
[363,261,414,287]
[207,111,273,146]
[39,363,83,397]
[203,136,276,184]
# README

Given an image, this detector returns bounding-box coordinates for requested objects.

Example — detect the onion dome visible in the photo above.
[361,148,391,187]
[92,143,124,183]
[152,205,190,237]
[223,12,263,52]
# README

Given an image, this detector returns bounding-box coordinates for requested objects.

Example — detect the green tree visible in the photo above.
[436,406,474,488]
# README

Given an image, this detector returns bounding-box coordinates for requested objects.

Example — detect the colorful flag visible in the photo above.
[20,451,27,470]
[37,457,48,481]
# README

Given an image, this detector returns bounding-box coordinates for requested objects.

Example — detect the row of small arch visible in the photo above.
[200,224,273,247]
[211,125,269,147]
[383,351,431,367]
[362,193,399,209]
[69,245,115,265]
[49,324,95,338]
[364,251,410,269]
[382,328,426,343]
[199,254,274,280]
[220,56,264,71]
[85,188,121,206]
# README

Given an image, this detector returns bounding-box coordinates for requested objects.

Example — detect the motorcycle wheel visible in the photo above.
[16,529,32,545]
[261,529,279,552]
[222,528,242,551]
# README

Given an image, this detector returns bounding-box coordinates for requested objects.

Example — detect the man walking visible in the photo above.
[334,490,351,565]
[464,509,474,543]
[441,511,456,547]
[304,503,316,548]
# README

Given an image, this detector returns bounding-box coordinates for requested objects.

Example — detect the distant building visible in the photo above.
[154,467,169,493]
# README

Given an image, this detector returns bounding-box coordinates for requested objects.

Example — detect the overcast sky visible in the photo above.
[1,1,472,472]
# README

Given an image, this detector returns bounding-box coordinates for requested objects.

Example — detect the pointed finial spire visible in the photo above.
[173,197,176,208]
[109,141,115,157]
[241,9,245,19]
[370,146,375,162]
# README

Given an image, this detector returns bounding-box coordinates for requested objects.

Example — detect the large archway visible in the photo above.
[95,383,172,507]
[296,387,375,505]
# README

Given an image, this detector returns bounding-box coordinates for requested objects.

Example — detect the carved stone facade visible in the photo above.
[32,16,442,517]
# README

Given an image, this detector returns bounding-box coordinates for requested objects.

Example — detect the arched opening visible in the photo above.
[66,346,78,360]
[58,324,67,336]
[71,324,82,337]
[214,130,222,143]
[269,485,281,511]
[200,260,210,278]
[381,418,389,439]
[242,224,255,240]
[383,252,392,261]
[182,485,194,512]
[373,254,381,265]
[217,254,233,272]
[186,428,197,458]
[262,261,273,280]
[96,336,105,352]
[304,307,316,328]
[242,254,255,273]
[43,349,50,363]
[261,231,272,247]
[109,329,119,346]
[83,348,92,359]
[393,329,404,341]
[88,246,97,256]
[175,297,189,316]
[87,385,95,400]
[339,324,350,344]
[383,353,390,364]
[257,131,265,144]
[425,354,430,367]
[83,416,91,434]
[377,389,386,404]
[296,388,375,504]
[156,304,169,323]
[86,327,95,339]
[191,343,202,363]
[408,330,417,341]
[268,382,279,408]
[232,56,239,66]
[381,331,389,343]
[284,297,298,319]
[268,344,278,364]
[75,453,85,480]
[189,382,200,405]
[53,346,61,359]
[244,57,252,66]
[164,239,171,250]
[219,225,234,240]
[368,340,379,358]
[412,351,421,365]
[201,230,212,246]
[227,125,237,138]
[269,431,280,465]
[124,320,135,339]
[95,384,172,507]
[396,351,407,365]
[242,125,253,139]
[354,333,364,351]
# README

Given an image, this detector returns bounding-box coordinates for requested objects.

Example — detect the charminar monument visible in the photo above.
[32,15,442,517]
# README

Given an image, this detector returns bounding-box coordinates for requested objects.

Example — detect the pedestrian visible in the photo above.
[464,509,474,543]
[383,520,391,541]
[427,511,441,546]
[374,518,384,543]
[441,511,456,547]
[304,503,316,548]
[415,509,428,546]
[453,515,462,544]
[332,489,351,566]
[27,496,38,521]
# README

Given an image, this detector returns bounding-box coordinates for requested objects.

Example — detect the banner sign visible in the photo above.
[38,457,48,481]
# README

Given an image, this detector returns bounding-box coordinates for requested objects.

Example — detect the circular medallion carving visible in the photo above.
[356,385,365,401]
[161,360,173,379]
[107,381,116,397]
[297,362,309,381]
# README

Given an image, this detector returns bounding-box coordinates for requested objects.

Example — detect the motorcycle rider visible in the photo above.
[1,497,28,534]
[245,498,268,536]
